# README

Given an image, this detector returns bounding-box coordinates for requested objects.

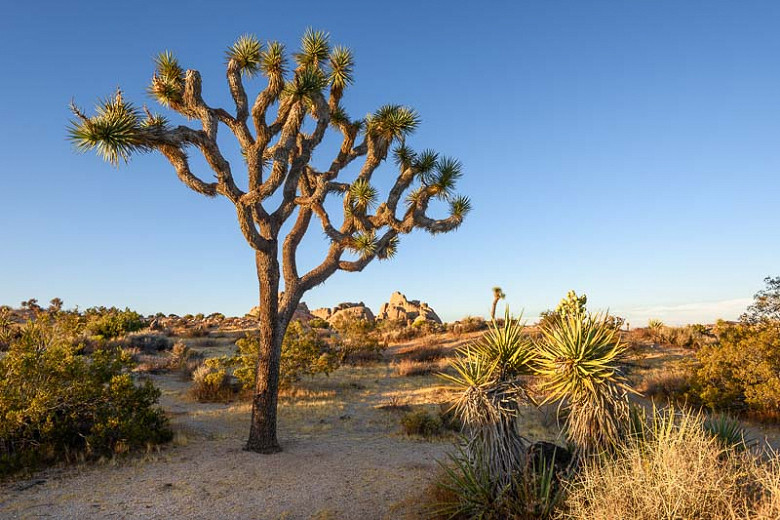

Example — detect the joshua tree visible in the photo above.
[489,286,505,321]
[68,29,470,453]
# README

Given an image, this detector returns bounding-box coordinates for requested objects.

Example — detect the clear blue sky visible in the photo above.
[1,1,778,324]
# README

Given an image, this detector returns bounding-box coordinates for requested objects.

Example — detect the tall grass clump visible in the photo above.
[561,407,779,520]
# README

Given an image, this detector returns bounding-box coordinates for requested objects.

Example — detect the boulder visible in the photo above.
[327,302,375,325]
[311,308,332,320]
[377,291,442,324]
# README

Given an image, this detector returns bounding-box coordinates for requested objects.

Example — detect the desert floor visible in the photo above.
[3,330,779,519]
[1,331,555,519]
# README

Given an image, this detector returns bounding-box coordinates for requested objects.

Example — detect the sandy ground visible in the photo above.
[0,338,478,520]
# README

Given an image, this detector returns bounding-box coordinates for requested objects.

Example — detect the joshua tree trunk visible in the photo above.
[490,287,505,321]
[246,250,284,453]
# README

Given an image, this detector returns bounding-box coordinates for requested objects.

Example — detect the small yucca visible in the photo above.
[534,308,633,454]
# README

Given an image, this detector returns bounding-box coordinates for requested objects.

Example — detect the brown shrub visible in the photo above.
[397,359,436,377]
[403,342,448,363]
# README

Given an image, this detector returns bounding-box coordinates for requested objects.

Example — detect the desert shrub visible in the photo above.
[397,359,442,377]
[308,317,330,329]
[190,360,234,401]
[694,321,780,413]
[702,413,754,451]
[133,355,172,374]
[125,332,173,353]
[741,275,780,324]
[537,290,589,330]
[134,341,195,374]
[169,341,193,368]
[332,317,386,364]
[637,365,695,403]
[441,309,535,489]
[228,321,338,391]
[0,307,18,350]
[381,323,423,342]
[562,407,778,520]
[181,324,210,338]
[403,342,448,363]
[438,298,635,517]
[450,316,487,335]
[0,321,171,475]
[647,318,664,340]
[85,307,145,339]
[401,409,444,437]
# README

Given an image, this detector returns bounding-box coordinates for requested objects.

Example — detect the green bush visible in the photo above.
[331,317,386,364]
[227,321,338,391]
[308,317,330,329]
[0,321,171,475]
[85,307,145,339]
[694,321,780,413]
[400,409,443,437]
[449,316,488,335]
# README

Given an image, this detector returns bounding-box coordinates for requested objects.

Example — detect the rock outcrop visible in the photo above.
[247,302,314,323]
[311,302,375,325]
[377,292,442,324]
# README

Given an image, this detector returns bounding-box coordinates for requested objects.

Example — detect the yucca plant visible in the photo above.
[434,444,508,520]
[534,307,634,455]
[439,308,534,490]
[703,413,755,451]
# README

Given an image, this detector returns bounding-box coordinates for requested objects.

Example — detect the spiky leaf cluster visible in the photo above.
[140,110,169,129]
[148,51,184,107]
[440,309,535,423]
[346,231,377,258]
[366,105,420,142]
[328,46,354,90]
[283,66,328,101]
[260,41,287,78]
[450,196,472,219]
[347,179,378,213]
[226,34,262,76]
[68,91,145,165]
[329,105,351,129]
[427,157,462,198]
[376,235,399,260]
[414,149,439,180]
[295,28,330,69]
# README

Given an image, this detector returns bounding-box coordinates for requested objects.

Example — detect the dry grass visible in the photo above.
[562,411,780,519]
[396,358,449,377]
[636,364,695,402]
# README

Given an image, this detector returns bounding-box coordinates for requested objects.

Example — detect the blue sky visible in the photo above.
[1,1,778,324]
